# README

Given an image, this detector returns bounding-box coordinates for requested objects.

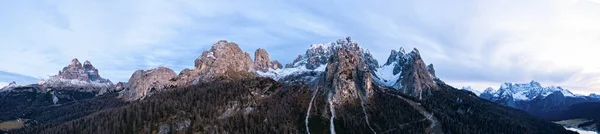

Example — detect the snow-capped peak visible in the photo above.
[481,81,580,101]
[0,81,18,92]
[461,86,482,96]
[259,37,363,82]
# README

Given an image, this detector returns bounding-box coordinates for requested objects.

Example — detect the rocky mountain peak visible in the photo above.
[287,36,365,70]
[193,40,254,80]
[322,44,374,105]
[398,48,437,99]
[0,81,17,92]
[39,59,114,94]
[69,58,82,67]
[254,48,280,72]
[59,58,86,81]
[374,47,437,100]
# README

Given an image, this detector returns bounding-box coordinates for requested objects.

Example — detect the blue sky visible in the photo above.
[1,0,599,94]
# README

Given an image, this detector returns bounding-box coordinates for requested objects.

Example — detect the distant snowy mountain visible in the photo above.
[460,86,482,96]
[481,81,579,102]
[479,80,600,116]
[0,70,38,85]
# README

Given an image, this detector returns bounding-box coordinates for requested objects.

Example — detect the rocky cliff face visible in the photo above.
[170,40,257,87]
[254,48,281,72]
[254,48,271,72]
[397,49,437,99]
[38,59,114,94]
[323,44,374,105]
[119,67,177,101]
[193,40,254,81]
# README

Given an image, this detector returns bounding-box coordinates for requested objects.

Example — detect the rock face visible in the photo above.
[253,48,282,72]
[254,48,271,72]
[193,40,254,81]
[270,60,282,70]
[398,49,437,99]
[119,67,177,100]
[39,59,114,93]
[58,59,86,81]
[427,64,436,78]
[322,37,374,105]
[372,48,438,99]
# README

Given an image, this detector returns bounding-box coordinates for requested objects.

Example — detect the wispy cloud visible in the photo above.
[0,0,599,95]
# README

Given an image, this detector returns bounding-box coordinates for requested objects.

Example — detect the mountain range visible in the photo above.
[462,81,600,132]
[0,37,581,133]
[463,81,600,116]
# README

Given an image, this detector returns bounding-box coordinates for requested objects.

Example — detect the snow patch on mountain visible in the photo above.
[0,81,18,92]
[373,63,401,86]
[256,64,327,81]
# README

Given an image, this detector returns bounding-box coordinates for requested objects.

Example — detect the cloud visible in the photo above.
[0,0,599,95]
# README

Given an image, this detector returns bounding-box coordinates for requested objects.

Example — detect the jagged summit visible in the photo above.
[258,37,380,83]
[372,47,438,99]
[117,37,440,100]
[323,41,374,105]
[38,58,114,94]
[254,37,438,99]
[286,36,369,69]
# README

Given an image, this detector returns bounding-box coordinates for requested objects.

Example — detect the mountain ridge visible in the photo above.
[1,37,577,133]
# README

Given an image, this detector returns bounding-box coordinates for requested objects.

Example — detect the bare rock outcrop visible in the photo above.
[119,67,177,101]
[398,49,437,99]
[254,48,271,72]
[427,63,436,78]
[322,38,374,105]
[193,40,254,81]
[270,60,282,70]
[169,40,260,88]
